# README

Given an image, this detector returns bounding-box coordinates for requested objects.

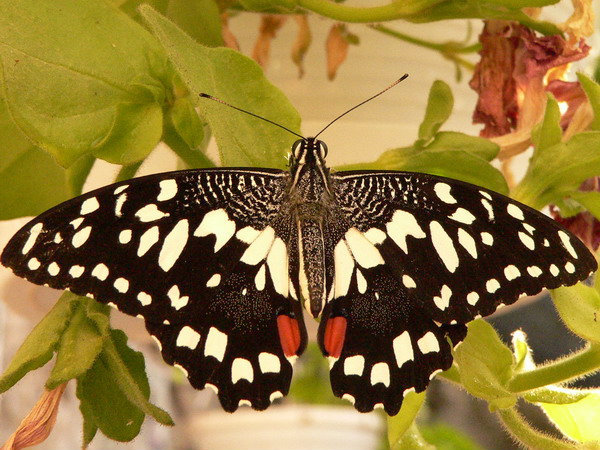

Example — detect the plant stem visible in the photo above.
[296,0,443,23]
[163,125,215,169]
[508,343,600,393]
[498,407,575,450]
[115,162,143,182]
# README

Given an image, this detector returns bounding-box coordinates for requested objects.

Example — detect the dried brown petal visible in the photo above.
[550,178,600,251]
[291,15,312,78]
[546,79,587,129]
[1,383,67,450]
[252,15,287,69]
[221,13,240,51]
[326,23,349,81]
[559,0,595,45]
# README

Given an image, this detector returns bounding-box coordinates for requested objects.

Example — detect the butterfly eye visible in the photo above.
[318,141,328,159]
[292,139,304,158]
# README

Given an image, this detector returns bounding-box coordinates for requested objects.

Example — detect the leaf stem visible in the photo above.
[369,25,478,71]
[296,0,443,23]
[115,162,143,182]
[163,125,216,169]
[508,343,600,393]
[498,407,575,450]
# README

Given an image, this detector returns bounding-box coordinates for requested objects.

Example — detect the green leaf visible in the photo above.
[388,390,426,448]
[391,423,436,450]
[453,320,516,410]
[511,330,535,374]
[140,5,301,168]
[77,329,173,442]
[538,389,600,442]
[0,292,79,393]
[512,131,600,209]
[102,329,174,426]
[421,422,486,450]
[417,80,453,146]
[93,102,163,165]
[169,97,206,151]
[0,0,169,167]
[238,0,298,12]
[46,298,109,389]
[569,191,600,221]
[552,283,600,344]
[82,414,98,448]
[578,73,600,131]
[426,131,500,161]
[531,95,562,153]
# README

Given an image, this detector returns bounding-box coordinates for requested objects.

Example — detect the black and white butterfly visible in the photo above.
[1,91,597,416]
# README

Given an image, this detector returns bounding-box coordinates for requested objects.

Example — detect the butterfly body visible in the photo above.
[2,136,596,415]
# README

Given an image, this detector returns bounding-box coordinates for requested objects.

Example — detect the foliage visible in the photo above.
[0,1,600,449]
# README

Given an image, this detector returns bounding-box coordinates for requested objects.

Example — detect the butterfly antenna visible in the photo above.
[199,93,305,140]
[313,73,409,139]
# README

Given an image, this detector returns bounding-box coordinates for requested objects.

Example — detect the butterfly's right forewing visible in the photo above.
[1,168,307,411]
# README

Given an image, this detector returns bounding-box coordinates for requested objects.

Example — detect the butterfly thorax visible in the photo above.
[288,137,334,317]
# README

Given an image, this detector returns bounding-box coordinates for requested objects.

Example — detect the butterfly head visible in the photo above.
[290,137,328,167]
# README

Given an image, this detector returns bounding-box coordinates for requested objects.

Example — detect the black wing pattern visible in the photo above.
[1,168,307,411]
[320,170,596,415]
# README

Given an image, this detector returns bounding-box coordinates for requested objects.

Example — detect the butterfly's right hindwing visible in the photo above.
[1,168,306,411]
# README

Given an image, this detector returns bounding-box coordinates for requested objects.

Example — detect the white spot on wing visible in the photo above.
[21,223,43,255]
[168,285,189,310]
[236,226,260,244]
[558,230,578,259]
[195,209,236,252]
[480,190,492,200]
[138,226,160,256]
[356,269,367,294]
[364,228,386,245]
[334,239,355,298]
[518,231,535,250]
[345,228,384,268]
[504,265,521,280]
[47,262,60,276]
[137,291,152,306]
[402,274,416,289]
[430,221,459,273]
[114,277,129,293]
[70,217,84,229]
[434,182,456,204]
[259,352,281,373]
[417,332,440,354]
[115,193,127,217]
[80,197,99,215]
[433,285,452,310]
[449,208,476,225]
[240,226,275,265]
[486,278,500,293]
[481,232,494,246]
[507,204,524,221]
[119,229,132,244]
[232,358,254,383]
[206,273,221,287]
[114,185,128,195]
[270,391,283,402]
[458,228,477,258]
[176,326,201,349]
[136,204,169,222]
[343,355,365,376]
[481,199,494,221]
[205,327,228,362]
[69,265,84,278]
[92,263,109,281]
[565,262,576,273]
[27,258,41,270]
[267,237,289,297]
[386,210,426,253]
[159,219,189,272]
[527,266,542,277]
[467,292,479,305]
[393,331,413,367]
[550,264,560,276]
[72,226,92,248]
[255,264,266,291]
[157,179,177,201]
[370,362,390,387]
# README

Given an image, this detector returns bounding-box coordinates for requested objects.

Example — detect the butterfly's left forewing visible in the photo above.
[1,168,307,411]
[320,170,596,415]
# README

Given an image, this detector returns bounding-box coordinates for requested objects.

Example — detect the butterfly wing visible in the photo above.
[1,168,307,411]
[319,170,596,415]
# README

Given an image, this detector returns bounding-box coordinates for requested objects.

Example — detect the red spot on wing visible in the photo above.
[277,315,301,356]
[324,316,347,358]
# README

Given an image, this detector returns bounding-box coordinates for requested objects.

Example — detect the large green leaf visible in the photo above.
[140,5,301,168]
[0,0,169,167]
[0,292,79,393]
[552,283,600,344]
[453,320,516,410]
[388,391,427,449]
[416,80,453,146]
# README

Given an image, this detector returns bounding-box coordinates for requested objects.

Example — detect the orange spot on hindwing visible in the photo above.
[277,315,301,356]
[324,316,347,357]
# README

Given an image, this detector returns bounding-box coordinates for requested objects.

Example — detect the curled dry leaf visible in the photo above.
[1,383,67,450]
[326,23,349,80]
[221,13,240,51]
[559,0,595,45]
[291,15,312,78]
[252,15,287,69]
[470,20,590,159]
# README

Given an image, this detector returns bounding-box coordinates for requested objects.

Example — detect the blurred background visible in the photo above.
[1,2,599,449]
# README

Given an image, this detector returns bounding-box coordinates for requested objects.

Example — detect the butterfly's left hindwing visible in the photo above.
[318,170,596,415]
[1,168,307,411]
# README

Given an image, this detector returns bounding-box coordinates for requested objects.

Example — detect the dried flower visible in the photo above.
[252,15,287,69]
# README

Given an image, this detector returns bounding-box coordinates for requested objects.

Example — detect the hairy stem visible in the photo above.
[498,407,575,450]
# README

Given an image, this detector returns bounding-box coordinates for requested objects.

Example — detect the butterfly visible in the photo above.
[1,82,597,416]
